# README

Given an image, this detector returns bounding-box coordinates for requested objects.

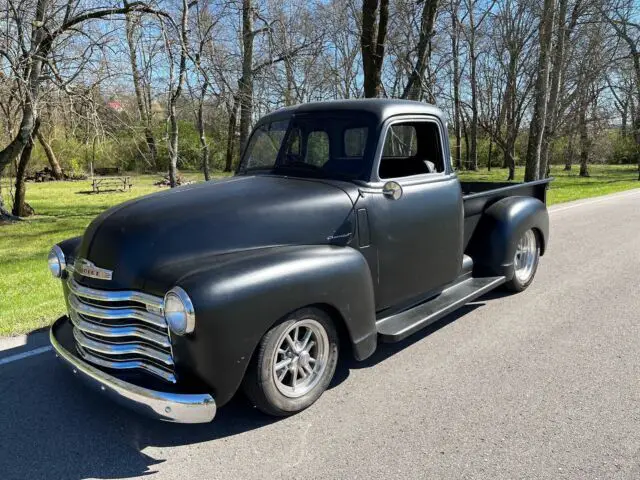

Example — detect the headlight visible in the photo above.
[48,245,66,278]
[163,286,195,335]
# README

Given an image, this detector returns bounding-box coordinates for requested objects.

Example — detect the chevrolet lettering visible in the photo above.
[74,259,113,281]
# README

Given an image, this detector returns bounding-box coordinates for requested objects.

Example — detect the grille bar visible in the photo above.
[69,310,172,348]
[66,279,176,384]
[73,328,174,366]
[68,294,166,329]
[76,345,177,384]
[68,278,164,311]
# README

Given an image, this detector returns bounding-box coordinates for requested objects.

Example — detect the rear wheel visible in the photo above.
[243,308,339,416]
[504,229,540,292]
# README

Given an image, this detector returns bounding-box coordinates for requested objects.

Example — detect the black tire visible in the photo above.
[504,229,540,292]
[243,307,339,416]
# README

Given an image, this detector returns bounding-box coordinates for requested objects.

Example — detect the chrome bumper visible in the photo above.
[50,316,216,423]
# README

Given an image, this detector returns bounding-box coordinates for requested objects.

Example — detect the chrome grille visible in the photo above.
[66,278,176,383]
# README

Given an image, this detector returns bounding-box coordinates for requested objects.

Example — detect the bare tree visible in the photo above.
[538,0,578,178]
[450,0,463,170]
[602,0,640,179]
[36,130,63,180]
[125,11,159,170]
[524,0,556,181]
[461,0,496,170]
[0,0,160,218]
[161,0,191,187]
[361,0,389,97]
[478,0,535,180]
[401,0,439,101]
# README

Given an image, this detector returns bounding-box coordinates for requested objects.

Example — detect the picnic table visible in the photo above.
[91,176,132,193]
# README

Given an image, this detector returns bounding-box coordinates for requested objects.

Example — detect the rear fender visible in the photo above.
[466,196,549,279]
[172,245,377,406]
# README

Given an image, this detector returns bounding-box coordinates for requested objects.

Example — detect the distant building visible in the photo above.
[107,100,124,112]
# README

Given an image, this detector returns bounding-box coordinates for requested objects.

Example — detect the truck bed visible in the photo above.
[461,178,552,248]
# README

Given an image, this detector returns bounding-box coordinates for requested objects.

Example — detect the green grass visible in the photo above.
[0,172,226,336]
[1,164,638,336]
[458,164,640,205]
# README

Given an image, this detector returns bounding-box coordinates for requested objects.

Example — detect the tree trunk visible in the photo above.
[0,179,17,221]
[198,107,210,181]
[524,0,555,181]
[564,133,574,170]
[0,0,50,176]
[167,0,189,188]
[487,138,493,171]
[197,82,211,181]
[12,120,40,217]
[620,100,628,137]
[578,104,589,177]
[168,102,179,188]
[225,96,239,172]
[361,0,389,98]
[451,1,462,170]
[505,133,516,181]
[36,131,64,179]
[238,0,255,155]
[402,0,438,101]
[539,0,568,179]
[0,191,15,221]
[125,12,159,170]
[635,115,640,180]
[461,111,470,169]
[468,7,478,171]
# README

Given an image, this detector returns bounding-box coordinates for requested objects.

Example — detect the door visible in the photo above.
[364,117,464,311]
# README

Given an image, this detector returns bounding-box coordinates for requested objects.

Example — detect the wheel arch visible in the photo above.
[466,196,549,279]
[170,245,378,407]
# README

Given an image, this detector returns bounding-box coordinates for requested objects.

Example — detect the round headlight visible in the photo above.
[48,245,66,278]
[164,287,195,335]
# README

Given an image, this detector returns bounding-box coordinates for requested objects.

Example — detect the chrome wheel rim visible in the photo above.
[272,319,329,398]
[514,229,538,284]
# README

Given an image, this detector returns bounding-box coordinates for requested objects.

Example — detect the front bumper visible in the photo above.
[50,316,216,423]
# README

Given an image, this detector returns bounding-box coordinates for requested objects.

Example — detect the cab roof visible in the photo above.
[258,98,445,125]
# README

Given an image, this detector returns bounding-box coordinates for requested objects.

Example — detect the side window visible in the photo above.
[344,127,368,157]
[382,125,417,157]
[306,130,330,166]
[379,121,444,179]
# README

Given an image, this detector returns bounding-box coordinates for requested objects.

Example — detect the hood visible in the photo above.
[75,175,358,292]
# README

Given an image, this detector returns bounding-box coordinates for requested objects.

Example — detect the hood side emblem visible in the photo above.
[74,258,113,281]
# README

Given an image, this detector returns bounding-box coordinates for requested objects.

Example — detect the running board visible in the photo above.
[376,276,506,342]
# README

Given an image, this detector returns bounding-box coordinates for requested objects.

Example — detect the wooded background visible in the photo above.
[0,0,638,218]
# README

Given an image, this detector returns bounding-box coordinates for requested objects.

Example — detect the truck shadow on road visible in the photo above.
[0,301,488,480]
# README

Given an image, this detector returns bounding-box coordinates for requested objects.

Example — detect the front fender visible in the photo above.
[56,236,82,264]
[171,245,377,406]
[467,196,549,279]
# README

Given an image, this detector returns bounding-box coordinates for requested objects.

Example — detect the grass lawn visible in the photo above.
[458,164,640,205]
[1,164,638,336]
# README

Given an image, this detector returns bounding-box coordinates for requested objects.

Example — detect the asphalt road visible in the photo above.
[1,189,639,480]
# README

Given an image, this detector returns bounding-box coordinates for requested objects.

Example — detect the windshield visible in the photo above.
[239,114,372,180]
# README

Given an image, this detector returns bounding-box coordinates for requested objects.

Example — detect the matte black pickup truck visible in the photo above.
[48,99,551,423]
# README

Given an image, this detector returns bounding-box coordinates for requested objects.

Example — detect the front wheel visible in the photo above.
[243,308,339,416]
[504,229,540,292]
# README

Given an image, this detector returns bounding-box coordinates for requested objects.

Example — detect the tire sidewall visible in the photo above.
[256,308,339,415]
[507,229,540,291]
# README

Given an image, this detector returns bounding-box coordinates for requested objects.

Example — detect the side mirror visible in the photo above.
[382,181,403,200]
